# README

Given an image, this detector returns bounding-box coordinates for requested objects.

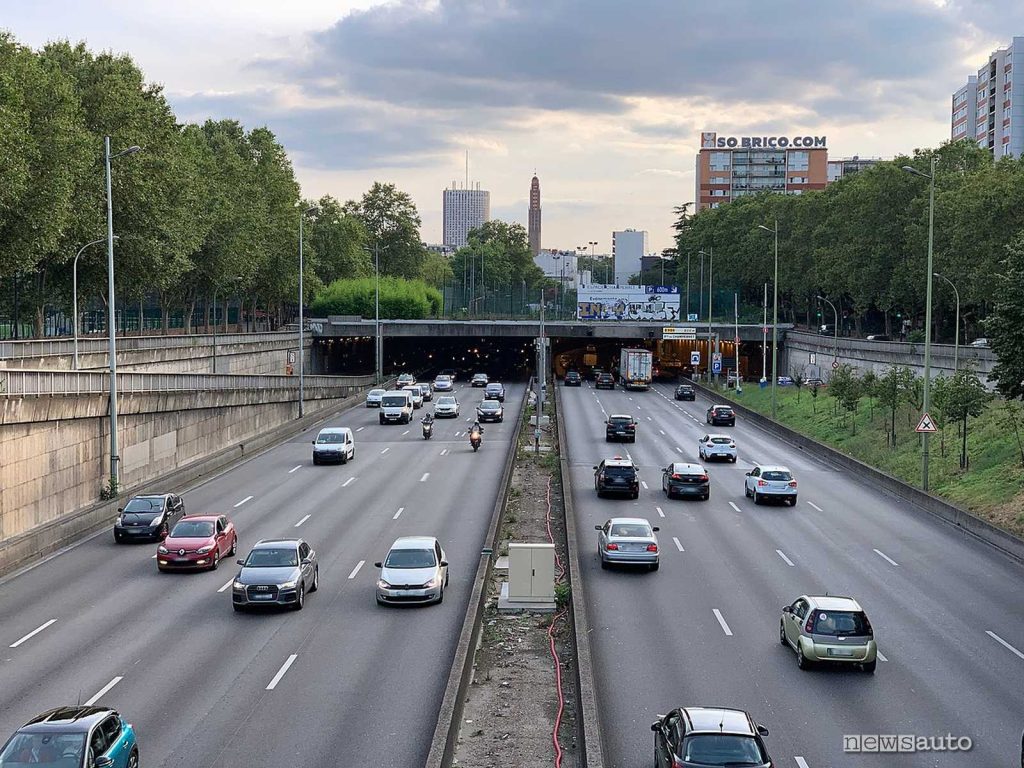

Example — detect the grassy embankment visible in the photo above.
[719,383,1024,539]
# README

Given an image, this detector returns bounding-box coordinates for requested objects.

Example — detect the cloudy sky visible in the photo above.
[5,0,1024,251]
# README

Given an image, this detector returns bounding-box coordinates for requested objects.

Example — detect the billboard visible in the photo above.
[577,286,680,321]
[701,131,826,149]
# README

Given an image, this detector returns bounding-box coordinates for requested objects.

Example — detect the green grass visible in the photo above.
[722,383,1024,537]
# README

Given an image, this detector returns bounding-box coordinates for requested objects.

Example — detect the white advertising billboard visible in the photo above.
[576,286,680,322]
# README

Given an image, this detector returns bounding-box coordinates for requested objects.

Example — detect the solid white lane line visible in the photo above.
[85,676,123,706]
[876,651,888,662]
[728,501,741,512]
[672,537,684,552]
[420,472,430,482]
[795,758,810,768]
[288,465,301,474]
[873,548,899,566]
[380,447,390,454]
[807,501,823,512]
[217,578,234,593]
[266,655,298,690]
[342,477,355,488]
[355,426,365,432]
[348,560,365,580]
[655,506,665,518]
[987,630,1024,660]
[402,429,410,436]
[641,481,649,490]
[776,549,795,567]
[234,495,253,508]
[294,514,311,527]
[712,609,733,636]
[9,619,57,648]
[393,507,404,520]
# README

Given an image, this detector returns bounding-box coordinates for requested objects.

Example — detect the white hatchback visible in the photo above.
[365,388,386,408]
[434,395,460,418]
[744,465,798,506]
[698,433,737,463]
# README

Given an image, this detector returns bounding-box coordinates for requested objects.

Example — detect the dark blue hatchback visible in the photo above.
[0,706,139,768]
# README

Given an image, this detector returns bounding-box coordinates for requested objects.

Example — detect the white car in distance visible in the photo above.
[698,433,738,463]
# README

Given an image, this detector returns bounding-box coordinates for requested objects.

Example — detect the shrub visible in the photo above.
[310,277,443,319]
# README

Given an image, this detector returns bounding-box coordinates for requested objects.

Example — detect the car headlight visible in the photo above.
[377,579,392,589]
[157,545,169,554]
[423,577,440,588]
[232,580,246,590]
[196,545,214,555]
[115,517,123,527]
[280,579,298,589]
[149,518,163,529]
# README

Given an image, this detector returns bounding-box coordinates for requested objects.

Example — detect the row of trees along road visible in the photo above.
[671,139,1024,401]
[0,34,457,337]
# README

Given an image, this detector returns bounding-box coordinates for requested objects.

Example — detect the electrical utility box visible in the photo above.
[507,542,555,603]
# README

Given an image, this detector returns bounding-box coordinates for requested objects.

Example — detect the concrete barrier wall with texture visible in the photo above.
[0,379,368,564]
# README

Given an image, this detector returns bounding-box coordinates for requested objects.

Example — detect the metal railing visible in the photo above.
[0,331,301,360]
[1,369,373,396]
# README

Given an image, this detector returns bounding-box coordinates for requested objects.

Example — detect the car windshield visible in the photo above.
[711,437,732,445]
[316,433,346,444]
[245,548,298,567]
[762,471,792,481]
[124,498,162,513]
[435,377,449,383]
[714,407,733,414]
[385,548,437,568]
[0,732,88,764]
[368,389,385,397]
[680,733,765,766]
[609,523,651,537]
[486,384,501,390]
[437,397,457,405]
[404,387,420,395]
[479,402,500,410]
[171,520,215,538]
[603,466,635,478]
[382,396,408,407]
[812,610,871,636]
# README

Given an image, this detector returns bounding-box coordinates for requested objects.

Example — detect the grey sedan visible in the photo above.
[596,517,660,571]
[375,536,449,605]
[232,538,319,611]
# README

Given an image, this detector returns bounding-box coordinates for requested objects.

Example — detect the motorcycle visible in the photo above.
[469,428,482,452]
[422,418,434,440]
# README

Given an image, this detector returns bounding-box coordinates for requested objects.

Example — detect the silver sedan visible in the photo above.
[595,517,660,571]
[375,536,449,605]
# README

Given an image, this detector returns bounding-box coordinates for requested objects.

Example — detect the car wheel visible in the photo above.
[703,492,710,501]
[753,490,761,505]
[796,643,811,670]
[211,550,220,570]
[295,583,305,610]
[731,456,737,463]
[863,660,877,674]
[600,555,609,570]
[779,621,788,646]
[341,453,348,465]
[436,585,444,604]
[312,456,320,465]
[790,496,798,507]
[310,566,319,592]
[233,604,245,613]
[650,561,659,572]
[229,536,237,556]
[127,748,139,768]
[632,490,639,500]
[114,532,123,544]
[379,416,385,425]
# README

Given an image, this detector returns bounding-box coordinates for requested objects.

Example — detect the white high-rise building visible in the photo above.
[952,37,1024,158]
[442,183,490,249]
[612,229,648,285]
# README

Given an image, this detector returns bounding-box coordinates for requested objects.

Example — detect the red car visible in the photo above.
[157,514,237,571]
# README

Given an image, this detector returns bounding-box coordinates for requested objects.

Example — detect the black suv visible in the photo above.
[594,457,640,499]
[674,383,695,401]
[606,414,637,443]
[706,404,736,426]
[114,494,184,543]
[564,371,582,386]
[595,372,616,390]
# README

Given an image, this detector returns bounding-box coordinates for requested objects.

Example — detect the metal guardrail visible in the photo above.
[1,369,373,396]
[0,331,301,360]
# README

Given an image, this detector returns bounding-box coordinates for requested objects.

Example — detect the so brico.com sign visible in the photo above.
[702,131,827,149]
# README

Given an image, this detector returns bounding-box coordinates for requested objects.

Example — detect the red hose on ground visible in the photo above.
[544,475,568,768]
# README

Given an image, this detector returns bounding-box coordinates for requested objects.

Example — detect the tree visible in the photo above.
[876,366,916,448]
[419,251,454,288]
[997,400,1024,466]
[790,368,805,402]
[829,364,862,433]
[946,365,991,469]
[860,369,879,420]
[987,234,1024,400]
[307,195,370,287]
[343,182,426,279]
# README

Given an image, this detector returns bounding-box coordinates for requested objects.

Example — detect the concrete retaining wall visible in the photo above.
[0,379,370,573]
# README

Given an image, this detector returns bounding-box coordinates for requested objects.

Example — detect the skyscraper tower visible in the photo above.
[528,174,541,257]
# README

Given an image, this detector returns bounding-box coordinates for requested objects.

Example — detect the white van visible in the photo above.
[312,427,356,465]
[380,390,414,424]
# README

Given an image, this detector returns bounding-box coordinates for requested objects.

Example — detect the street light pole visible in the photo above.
[758,220,779,420]
[73,237,110,370]
[104,137,140,490]
[708,247,714,384]
[298,205,317,417]
[934,272,960,374]
[816,295,839,367]
[903,156,937,491]
[686,253,691,319]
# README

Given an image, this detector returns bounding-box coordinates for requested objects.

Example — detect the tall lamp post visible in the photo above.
[816,295,839,369]
[757,220,779,420]
[297,205,318,417]
[73,236,112,370]
[685,252,692,319]
[698,248,713,383]
[903,156,937,491]
[104,137,141,490]
[934,272,960,374]
[212,276,242,374]
[588,241,600,283]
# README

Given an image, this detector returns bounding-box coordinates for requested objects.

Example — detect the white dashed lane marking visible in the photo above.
[807,501,823,511]
[712,609,733,636]
[234,495,253,508]
[348,560,366,580]
[266,655,298,691]
[9,619,56,649]
[728,502,741,512]
[393,507,404,520]
[873,548,899,567]
[85,676,123,706]
[288,465,301,474]
[294,514,311,527]
[672,537,684,552]
[987,630,1024,660]
[776,549,795,567]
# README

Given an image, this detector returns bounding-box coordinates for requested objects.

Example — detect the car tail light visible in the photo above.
[698,475,708,482]
[788,480,798,487]
[606,543,619,550]
[805,611,817,633]
[646,544,658,552]
[672,473,683,480]
[758,479,767,487]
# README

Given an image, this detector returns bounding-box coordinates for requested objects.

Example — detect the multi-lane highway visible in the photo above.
[0,382,523,767]
[562,379,1023,767]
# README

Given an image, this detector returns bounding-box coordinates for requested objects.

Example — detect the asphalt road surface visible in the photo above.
[0,382,523,767]
[562,379,1023,768]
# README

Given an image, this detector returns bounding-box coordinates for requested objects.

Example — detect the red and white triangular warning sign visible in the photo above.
[915,412,937,433]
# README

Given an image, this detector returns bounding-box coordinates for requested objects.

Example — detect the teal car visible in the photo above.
[0,706,139,768]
